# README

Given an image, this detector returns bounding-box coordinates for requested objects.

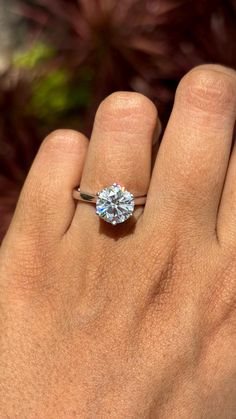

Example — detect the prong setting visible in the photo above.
[95,184,134,225]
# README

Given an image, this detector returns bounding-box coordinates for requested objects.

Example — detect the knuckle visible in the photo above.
[42,129,88,153]
[178,65,236,114]
[96,91,157,122]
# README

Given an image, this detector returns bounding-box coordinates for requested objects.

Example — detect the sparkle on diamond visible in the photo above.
[96,183,134,225]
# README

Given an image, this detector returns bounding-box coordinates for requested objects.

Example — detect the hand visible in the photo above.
[0,64,236,418]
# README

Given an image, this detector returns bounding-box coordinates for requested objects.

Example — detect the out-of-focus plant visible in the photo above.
[16,0,236,122]
[13,41,54,68]
[0,0,236,240]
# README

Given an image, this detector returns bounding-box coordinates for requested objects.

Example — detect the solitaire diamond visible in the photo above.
[96,183,134,225]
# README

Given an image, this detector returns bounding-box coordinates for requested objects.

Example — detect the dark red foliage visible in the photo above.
[19,0,236,115]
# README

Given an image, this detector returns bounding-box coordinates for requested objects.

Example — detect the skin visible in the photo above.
[0,64,236,418]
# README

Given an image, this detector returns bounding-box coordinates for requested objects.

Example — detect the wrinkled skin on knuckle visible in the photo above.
[97,91,157,126]
[177,66,236,116]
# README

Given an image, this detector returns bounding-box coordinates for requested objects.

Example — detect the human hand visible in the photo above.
[0,64,236,418]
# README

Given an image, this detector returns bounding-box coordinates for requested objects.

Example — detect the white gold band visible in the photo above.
[73,188,147,206]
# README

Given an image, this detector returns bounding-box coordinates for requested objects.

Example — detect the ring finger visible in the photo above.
[70,92,159,233]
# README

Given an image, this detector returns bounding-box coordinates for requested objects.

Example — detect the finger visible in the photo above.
[144,65,236,237]
[8,130,88,243]
[217,130,236,246]
[71,92,158,230]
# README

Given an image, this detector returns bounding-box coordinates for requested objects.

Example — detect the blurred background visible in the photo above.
[0,0,236,239]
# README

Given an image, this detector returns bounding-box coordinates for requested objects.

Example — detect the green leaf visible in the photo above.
[13,42,55,69]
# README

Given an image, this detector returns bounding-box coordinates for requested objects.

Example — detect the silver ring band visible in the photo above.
[73,183,146,225]
[73,188,147,206]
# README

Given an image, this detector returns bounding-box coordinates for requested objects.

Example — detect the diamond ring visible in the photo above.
[73,183,147,225]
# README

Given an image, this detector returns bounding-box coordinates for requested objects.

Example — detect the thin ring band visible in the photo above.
[73,188,147,206]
